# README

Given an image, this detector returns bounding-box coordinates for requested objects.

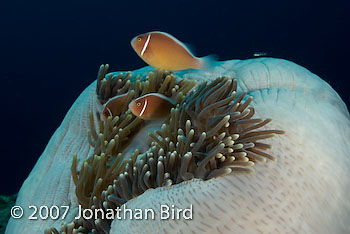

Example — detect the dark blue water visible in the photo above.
[1,0,349,195]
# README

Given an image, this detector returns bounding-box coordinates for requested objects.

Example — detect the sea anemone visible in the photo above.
[8,58,349,234]
[46,64,283,234]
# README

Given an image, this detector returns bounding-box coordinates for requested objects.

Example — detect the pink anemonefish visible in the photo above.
[128,93,175,120]
[130,31,215,71]
[101,93,129,121]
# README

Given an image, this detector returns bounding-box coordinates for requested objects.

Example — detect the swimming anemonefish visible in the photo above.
[101,93,129,120]
[130,31,215,71]
[128,93,175,120]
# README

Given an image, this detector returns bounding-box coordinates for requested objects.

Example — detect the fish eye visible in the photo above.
[136,102,141,107]
[137,37,142,42]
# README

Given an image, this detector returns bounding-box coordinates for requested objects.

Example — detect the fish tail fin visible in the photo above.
[199,55,218,70]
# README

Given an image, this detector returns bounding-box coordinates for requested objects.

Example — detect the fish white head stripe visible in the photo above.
[106,107,113,117]
[141,34,151,56]
[139,99,148,116]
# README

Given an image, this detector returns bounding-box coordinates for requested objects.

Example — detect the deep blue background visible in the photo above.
[1,0,349,194]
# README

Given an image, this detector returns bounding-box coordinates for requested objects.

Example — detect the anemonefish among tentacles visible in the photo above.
[128,93,176,120]
[131,31,215,71]
[101,93,129,120]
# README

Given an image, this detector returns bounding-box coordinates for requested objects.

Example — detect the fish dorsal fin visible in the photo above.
[146,92,176,106]
[183,43,197,55]
[150,31,197,57]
